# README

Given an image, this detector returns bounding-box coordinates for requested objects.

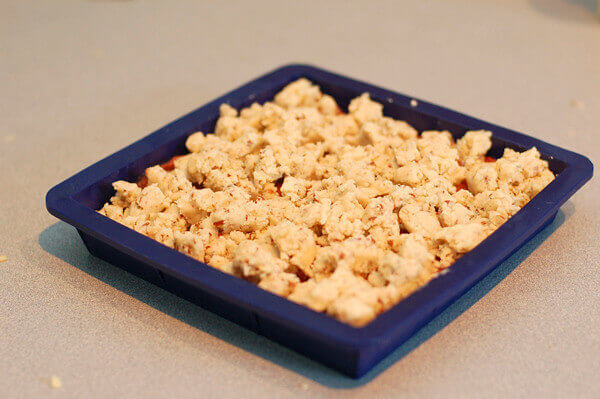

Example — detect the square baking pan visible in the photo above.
[45,64,593,378]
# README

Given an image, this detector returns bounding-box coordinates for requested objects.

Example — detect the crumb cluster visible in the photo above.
[99,79,555,326]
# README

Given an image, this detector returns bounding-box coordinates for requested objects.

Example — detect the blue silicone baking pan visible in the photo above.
[45,64,593,378]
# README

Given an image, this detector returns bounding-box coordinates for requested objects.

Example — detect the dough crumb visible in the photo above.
[0,255,7,263]
[49,375,62,389]
[569,99,585,109]
[410,99,418,107]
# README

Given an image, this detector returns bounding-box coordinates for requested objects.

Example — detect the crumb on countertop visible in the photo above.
[569,99,585,109]
[0,255,7,263]
[49,375,62,389]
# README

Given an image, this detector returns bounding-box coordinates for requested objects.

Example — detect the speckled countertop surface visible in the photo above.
[1,0,599,397]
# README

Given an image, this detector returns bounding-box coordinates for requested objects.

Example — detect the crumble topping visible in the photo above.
[99,78,554,326]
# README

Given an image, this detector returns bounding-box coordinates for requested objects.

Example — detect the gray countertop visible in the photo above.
[1,0,599,397]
